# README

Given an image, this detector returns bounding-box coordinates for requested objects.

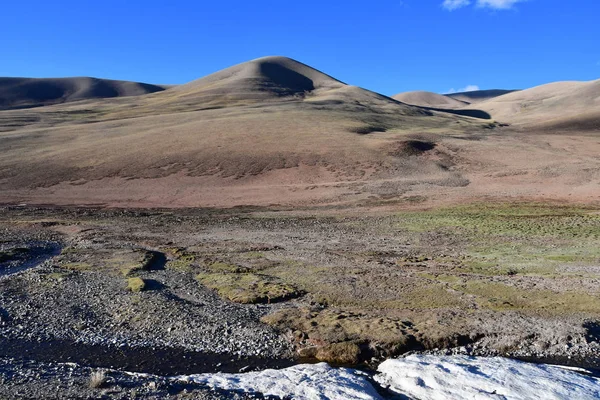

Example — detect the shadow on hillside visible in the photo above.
[258,61,315,94]
[423,106,492,120]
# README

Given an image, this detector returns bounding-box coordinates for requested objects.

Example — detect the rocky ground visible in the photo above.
[1,204,599,398]
[0,357,276,399]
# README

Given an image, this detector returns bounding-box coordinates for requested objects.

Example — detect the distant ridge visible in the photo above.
[0,77,167,109]
[393,91,469,109]
[446,89,518,104]
[474,79,600,129]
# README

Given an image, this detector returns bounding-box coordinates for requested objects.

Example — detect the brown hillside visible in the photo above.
[0,77,166,109]
[474,79,600,129]
[447,89,518,104]
[393,91,468,109]
[0,57,597,208]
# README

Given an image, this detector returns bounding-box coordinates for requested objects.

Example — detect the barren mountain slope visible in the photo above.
[0,57,598,208]
[447,89,518,104]
[0,77,167,109]
[474,79,600,130]
[393,91,468,109]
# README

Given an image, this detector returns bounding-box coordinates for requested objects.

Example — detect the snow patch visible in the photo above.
[176,362,383,400]
[172,356,600,399]
[375,355,600,400]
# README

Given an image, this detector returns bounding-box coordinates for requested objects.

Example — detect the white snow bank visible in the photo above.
[172,356,600,399]
[376,355,600,400]
[176,362,383,400]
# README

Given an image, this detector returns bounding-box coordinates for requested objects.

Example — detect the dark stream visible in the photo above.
[0,337,296,376]
[144,250,167,271]
[0,242,62,277]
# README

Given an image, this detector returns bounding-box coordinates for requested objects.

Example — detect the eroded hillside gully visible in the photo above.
[1,205,600,398]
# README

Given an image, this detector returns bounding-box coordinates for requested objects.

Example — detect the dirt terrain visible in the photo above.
[1,202,600,397]
[0,58,598,210]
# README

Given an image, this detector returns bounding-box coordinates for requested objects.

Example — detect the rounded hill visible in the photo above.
[0,77,166,109]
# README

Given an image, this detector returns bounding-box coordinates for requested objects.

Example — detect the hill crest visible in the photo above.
[0,77,166,109]
[393,91,468,109]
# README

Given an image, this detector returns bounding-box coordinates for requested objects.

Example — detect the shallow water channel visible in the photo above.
[0,241,62,278]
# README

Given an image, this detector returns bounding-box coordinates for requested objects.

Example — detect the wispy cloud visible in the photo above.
[445,85,480,94]
[442,0,471,10]
[477,0,524,9]
[443,0,525,10]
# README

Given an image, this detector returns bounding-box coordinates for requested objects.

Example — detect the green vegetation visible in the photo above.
[163,247,198,272]
[241,251,265,259]
[119,250,156,276]
[396,203,599,238]
[417,273,463,284]
[207,261,250,273]
[60,246,80,255]
[167,254,197,272]
[127,277,146,292]
[61,262,93,271]
[197,272,301,304]
[454,280,600,315]
[395,203,600,277]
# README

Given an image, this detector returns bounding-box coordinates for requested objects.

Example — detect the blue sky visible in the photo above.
[1,0,599,95]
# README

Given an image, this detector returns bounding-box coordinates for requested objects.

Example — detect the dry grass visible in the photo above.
[315,342,362,364]
[88,370,107,389]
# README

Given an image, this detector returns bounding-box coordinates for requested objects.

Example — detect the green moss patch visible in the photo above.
[395,203,600,278]
[127,277,146,292]
[61,262,93,271]
[207,261,250,274]
[196,272,302,304]
[454,280,600,315]
[119,250,157,276]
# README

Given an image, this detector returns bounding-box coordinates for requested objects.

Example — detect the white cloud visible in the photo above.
[443,0,525,10]
[445,85,480,94]
[477,0,524,9]
[442,0,471,10]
